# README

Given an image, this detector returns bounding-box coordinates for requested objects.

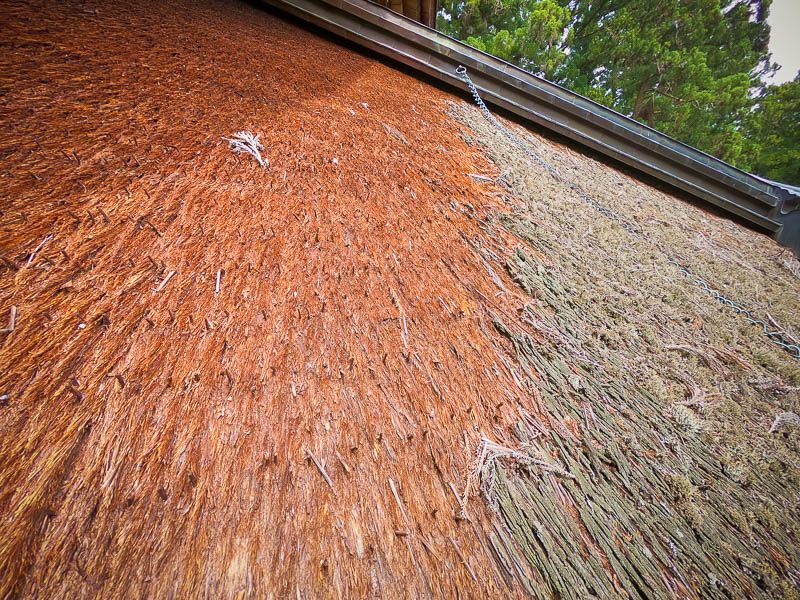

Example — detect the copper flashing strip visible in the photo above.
[261,0,800,253]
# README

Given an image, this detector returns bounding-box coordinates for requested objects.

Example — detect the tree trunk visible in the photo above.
[632,79,650,120]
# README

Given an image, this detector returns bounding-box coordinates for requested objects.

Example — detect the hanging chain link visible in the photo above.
[456,65,800,359]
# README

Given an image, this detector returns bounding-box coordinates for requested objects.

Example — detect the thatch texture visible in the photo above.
[0,1,548,597]
[446,102,800,599]
[1,0,798,598]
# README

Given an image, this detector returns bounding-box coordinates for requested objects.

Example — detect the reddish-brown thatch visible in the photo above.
[0,1,537,597]
[2,1,800,599]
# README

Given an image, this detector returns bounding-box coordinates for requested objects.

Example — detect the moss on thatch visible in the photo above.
[449,100,800,599]
[1,0,798,598]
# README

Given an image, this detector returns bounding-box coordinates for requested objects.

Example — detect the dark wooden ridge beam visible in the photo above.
[373,0,435,29]
[261,0,800,255]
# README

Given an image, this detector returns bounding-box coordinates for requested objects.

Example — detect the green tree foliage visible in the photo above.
[744,74,800,184]
[560,0,775,166]
[438,0,798,184]
[437,0,573,79]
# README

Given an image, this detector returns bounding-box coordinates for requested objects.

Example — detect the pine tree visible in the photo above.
[437,0,790,178]
[558,0,776,165]
[745,73,800,184]
[437,0,573,79]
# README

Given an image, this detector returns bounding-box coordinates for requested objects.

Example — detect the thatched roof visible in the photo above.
[1,0,798,598]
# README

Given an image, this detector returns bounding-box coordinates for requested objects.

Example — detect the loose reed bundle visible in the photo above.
[223,132,268,168]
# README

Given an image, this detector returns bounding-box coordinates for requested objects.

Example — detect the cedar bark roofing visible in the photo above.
[0,0,533,597]
[262,0,800,256]
[2,1,799,599]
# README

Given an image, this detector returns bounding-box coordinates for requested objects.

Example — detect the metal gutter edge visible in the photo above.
[262,0,800,255]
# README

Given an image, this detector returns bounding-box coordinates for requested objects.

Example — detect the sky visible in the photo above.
[767,0,800,84]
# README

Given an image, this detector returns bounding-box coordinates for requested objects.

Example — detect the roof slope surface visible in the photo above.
[0,0,798,598]
[260,0,800,254]
[0,1,549,597]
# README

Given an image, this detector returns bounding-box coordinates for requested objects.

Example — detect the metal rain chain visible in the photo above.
[456,65,800,359]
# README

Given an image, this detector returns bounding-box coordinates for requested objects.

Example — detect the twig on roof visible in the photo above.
[335,451,350,473]
[0,306,17,333]
[465,435,574,514]
[767,313,800,347]
[68,385,84,402]
[26,234,53,266]
[769,412,799,434]
[388,478,409,525]
[464,172,493,182]
[306,449,334,490]
[419,534,440,559]
[378,121,409,146]
[447,536,477,583]
[223,131,268,168]
[154,270,175,292]
[140,217,162,237]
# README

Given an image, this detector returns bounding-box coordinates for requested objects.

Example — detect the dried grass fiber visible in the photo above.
[1,0,799,598]
[0,1,545,597]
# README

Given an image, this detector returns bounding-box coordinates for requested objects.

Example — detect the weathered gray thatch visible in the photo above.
[1,0,798,598]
